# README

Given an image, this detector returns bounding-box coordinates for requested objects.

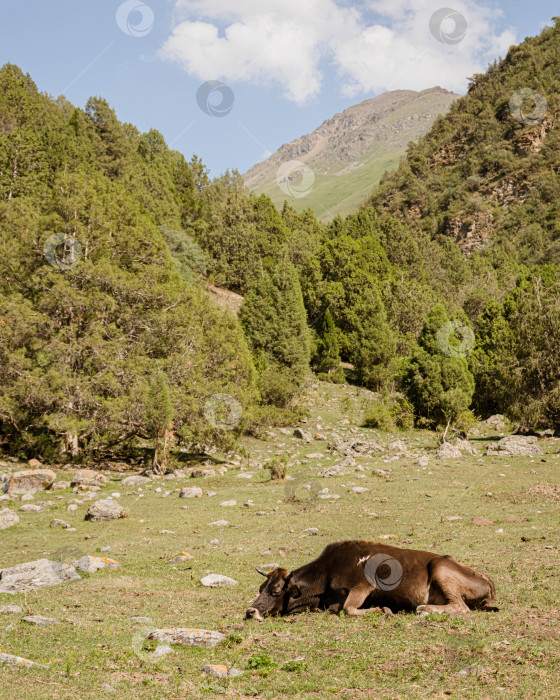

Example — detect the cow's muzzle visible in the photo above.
[245,607,264,621]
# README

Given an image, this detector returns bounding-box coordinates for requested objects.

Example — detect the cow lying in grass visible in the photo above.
[246,541,498,621]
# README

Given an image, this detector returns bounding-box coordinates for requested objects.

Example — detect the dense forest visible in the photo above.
[1,19,559,464]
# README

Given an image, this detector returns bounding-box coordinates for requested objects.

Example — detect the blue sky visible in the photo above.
[0,1,556,176]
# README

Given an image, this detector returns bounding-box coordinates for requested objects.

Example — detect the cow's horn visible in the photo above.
[255,568,268,577]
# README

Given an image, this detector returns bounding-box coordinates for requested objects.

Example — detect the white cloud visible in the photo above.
[160,0,517,103]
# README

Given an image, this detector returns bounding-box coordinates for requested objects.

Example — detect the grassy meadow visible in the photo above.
[1,382,559,699]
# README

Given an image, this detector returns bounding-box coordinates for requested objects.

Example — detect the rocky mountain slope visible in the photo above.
[244,87,458,220]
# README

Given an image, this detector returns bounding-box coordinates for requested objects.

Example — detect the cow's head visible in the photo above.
[245,568,305,621]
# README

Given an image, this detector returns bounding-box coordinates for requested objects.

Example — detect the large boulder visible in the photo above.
[487,435,543,457]
[0,559,81,593]
[85,499,125,521]
[294,428,312,441]
[5,469,56,495]
[0,508,19,530]
[329,436,384,456]
[72,555,120,574]
[481,414,505,430]
[179,487,202,498]
[200,574,238,587]
[121,475,151,487]
[72,469,107,488]
[436,442,463,460]
[148,628,225,648]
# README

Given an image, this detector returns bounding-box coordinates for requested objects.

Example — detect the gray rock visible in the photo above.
[190,468,216,478]
[0,508,19,530]
[0,558,81,593]
[85,499,125,521]
[21,492,34,501]
[67,504,79,512]
[294,428,312,441]
[303,527,319,533]
[153,645,173,658]
[19,504,44,512]
[179,487,202,498]
[131,616,153,623]
[487,435,543,457]
[220,500,237,507]
[72,555,120,574]
[50,518,71,528]
[200,574,238,587]
[52,481,71,491]
[71,469,108,488]
[387,439,407,453]
[5,469,56,495]
[414,454,430,467]
[481,415,505,429]
[209,520,229,527]
[101,683,117,692]
[121,475,151,486]
[436,442,463,460]
[148,628,225,648]
[318,463,348,477]
[22,615,59,626]
[351,486,369,494]
[0,605,22,614]
[228,668,243,677]
[455,438,473,454]
[0,652,46,668]
[202,664,229,678]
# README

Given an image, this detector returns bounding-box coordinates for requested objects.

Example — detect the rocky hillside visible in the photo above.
[244,87,458,220]
[367,19,560,266]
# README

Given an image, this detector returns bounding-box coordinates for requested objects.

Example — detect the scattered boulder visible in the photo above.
[294,428,312,441]
[351,487,369,494]
[436,442,463,460]
[52,481,71,491]
[121,475,151,487]
[0,508,19,530]
[454,439,473,454]
[329,436,384,456]
[387,439,407,453]
[0,605,22,614]
[201,574,238,587]
[50,519,71,529]
[318,463,348,477]
[85,499,125,521]
[22,615,59,626]
[167,552,194,563]
[179,487,202,498]
[220,500,237,507]
[72,555,120,574]
[202,664,241,678]
[67,504,79,512]
[148,628,225,649]
[481,414,505,430]
[153,645,173,658]
[372,468,391,478]
[0,558,81,593]
[71,469,107,488]
[414,454,430,467]
[0,652,46,668]
[19,504,44,512]
[130,616,153,623]
[5,469,56,495]
[209,520,229,527]
[190,469,216,478]
[487,435,543,457]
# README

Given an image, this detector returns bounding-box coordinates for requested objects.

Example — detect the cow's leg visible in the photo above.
[416,559,471,616]
[343,586,380,616]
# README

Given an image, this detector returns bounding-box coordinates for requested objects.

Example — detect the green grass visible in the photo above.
[1,382,559,698]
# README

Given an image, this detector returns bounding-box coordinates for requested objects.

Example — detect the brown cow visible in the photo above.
[245,541,497,621]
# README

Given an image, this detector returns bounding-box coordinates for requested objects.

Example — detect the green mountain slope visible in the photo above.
[244,87,458,221]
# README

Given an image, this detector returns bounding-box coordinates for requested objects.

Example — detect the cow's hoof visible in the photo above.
[381,607,394,616]
[416,605,430,617]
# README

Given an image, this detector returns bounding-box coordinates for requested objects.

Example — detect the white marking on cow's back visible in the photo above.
[358,556,370,565]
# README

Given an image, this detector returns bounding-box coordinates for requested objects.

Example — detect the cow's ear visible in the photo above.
[290,585,301,599]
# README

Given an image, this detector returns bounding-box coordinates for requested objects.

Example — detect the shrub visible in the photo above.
[266,456,288,481]
[362,402,395,431]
